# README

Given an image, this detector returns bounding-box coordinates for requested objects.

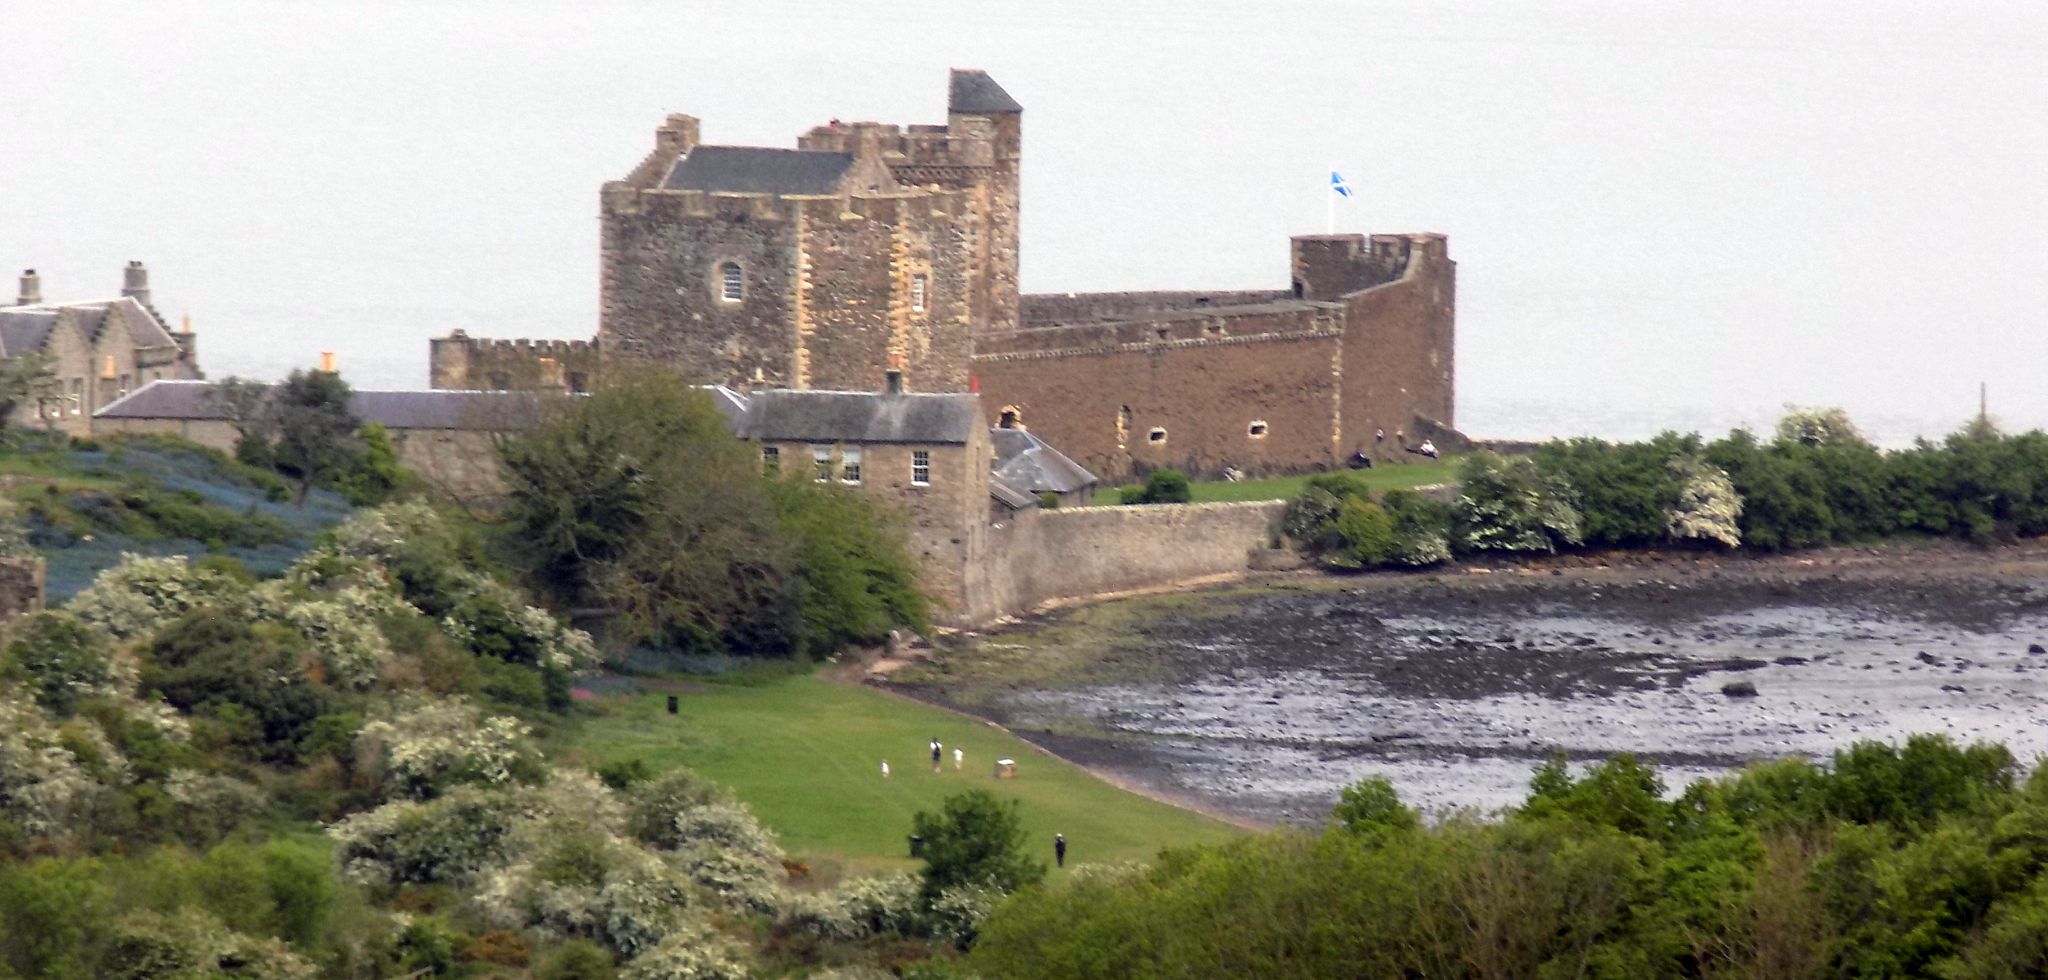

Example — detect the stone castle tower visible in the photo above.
[593,68,1020,394]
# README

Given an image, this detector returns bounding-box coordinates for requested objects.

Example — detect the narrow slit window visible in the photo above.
[1248,420,1268,438]
[719,262,744,302]
[840,446,863,485]
[911,274,928,313]
[1148,427,1167,444]
[761,446,780,471]
[912,450,931,486]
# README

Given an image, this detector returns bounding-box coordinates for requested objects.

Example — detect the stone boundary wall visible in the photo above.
[0,557,46,627]
[969,500,1285,623]
[1019,289,1293,326]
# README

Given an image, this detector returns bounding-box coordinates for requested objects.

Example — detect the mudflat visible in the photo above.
[886,539,2048,825]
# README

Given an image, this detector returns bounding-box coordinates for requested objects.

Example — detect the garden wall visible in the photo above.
[968,500,1285,623]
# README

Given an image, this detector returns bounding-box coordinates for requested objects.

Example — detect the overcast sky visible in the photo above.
[5,0,2045,441]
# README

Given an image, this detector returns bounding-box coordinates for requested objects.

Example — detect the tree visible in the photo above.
[1775,405,1868,449]
[271,370,363,505]
[1454,452,1583,553]
[912,790,1045,902]
[208,376,277,467]
[1665,453,1743,547]
[0,350,61,430]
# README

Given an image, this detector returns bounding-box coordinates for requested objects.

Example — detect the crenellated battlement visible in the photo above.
[429,330,601,391]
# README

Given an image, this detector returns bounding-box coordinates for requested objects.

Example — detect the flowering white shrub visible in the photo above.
[104,909,318,980]
[632,795,785,912]
[0,696,98,838]
[1455,453,1584,553]
[475,819,695,957]
[322,500,447,563]
[329,786,527,887]
[928,882,1005,949]
[1776,405,1868,448]
[1666,454,1744,548]
[67,554,238,642]
[618,921,752,980]
[165,771,265,838]
[782,872,923,941]
[355,697,541,801]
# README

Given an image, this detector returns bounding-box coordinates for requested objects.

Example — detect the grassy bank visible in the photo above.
[564,673,1243,872]
[1111,458,1453,504]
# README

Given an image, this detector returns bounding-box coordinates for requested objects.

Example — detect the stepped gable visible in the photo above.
[662,146,854,196]
[732,388,981,445]
[0,309,60,356]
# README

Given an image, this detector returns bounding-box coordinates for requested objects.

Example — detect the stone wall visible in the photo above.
[600,189,803,387]
[974,305,1346,480]
[92,418,509,504]
[1020,289,1293,326]
[794,194,975,392]
[1337,234,1456,447]
[0,557,46,627]
[429,333,599,392]
[967,500,1284,623]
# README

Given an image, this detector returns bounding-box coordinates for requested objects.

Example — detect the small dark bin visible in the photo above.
[908,835,924,858]
[666,695,679,715]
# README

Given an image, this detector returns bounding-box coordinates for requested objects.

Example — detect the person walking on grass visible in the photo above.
[881,760,890,778]
[953,746,963,770]
[931,738,943,772]
[1054,833,1066,868]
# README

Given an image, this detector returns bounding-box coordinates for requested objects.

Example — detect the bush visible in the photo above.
[143,612,328,763]
[1126,469,1191,505]
[3,610,112,715]
[912,790,1045,902]
[68,553,241,643]
[330,787,525,887]
[1035,491,1060,509]
[1378,489,1453,566]
[354,697,543,801]
[1327,499,1396,570]
[541,939,619,979]
[1455,452,1583,553]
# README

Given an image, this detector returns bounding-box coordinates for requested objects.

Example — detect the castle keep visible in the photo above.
[430,69,1454,482]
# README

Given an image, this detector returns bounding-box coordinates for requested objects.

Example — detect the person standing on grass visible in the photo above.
[881,760,890,778]
[1054,833,1066,868]
[931,738,943,772]
[953,746,963,770]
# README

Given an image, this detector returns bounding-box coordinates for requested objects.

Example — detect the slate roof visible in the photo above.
[0,297,179,358]
[96,380,542,431]
[663,145,855,195]
[731,389,981,445]
[949,69,1022,114]
[989,473,1038,511]
[991,427,1099,495]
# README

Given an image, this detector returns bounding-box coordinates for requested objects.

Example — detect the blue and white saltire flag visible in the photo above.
[1330,171,1353,198]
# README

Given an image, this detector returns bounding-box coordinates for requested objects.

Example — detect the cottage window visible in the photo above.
[911,274,928,313]
[841,446,863,485]
[912,450,931,486]
[761,446,780,471]
[811,445,833,482]
[719,262,744,303]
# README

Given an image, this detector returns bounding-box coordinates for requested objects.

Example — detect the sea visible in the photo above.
[6,0,2047,447]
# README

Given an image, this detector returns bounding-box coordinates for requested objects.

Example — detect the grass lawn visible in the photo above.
[1110,457,1456,504]
[564,674,1244,873]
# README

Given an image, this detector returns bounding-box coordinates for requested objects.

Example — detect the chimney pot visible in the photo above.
[15,269,40,306]
[320,351,337,373]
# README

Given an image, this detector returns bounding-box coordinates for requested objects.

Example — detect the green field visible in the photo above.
[565,674,1244,873]
[1110,457,1456,504]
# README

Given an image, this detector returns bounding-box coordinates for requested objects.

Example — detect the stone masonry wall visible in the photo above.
[600,189,801,387]
[428,334,600,391]
[973,304,1346,481]
[1338,235,1456,450]
[794,194,974,392]
[1020,289,1293,326]
[0,557,46,627]
[967,500,1284,624]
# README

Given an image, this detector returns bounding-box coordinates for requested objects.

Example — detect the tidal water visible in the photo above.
[6,1,2048,444]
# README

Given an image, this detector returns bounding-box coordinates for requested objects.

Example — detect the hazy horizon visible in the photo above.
[6,0,2045,445]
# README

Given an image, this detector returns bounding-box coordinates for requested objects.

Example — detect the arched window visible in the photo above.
[718,262,743,302]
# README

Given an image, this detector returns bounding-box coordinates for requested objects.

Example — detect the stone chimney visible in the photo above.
[884,368,904,395]
[121,261,150,307]
[15,269,40,306]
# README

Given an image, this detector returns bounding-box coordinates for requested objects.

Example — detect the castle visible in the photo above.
[429,69,1456,482]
